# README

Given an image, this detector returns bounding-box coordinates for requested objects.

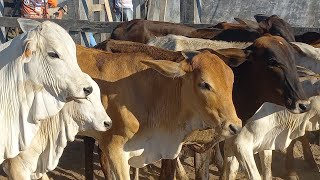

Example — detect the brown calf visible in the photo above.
[77,45,242,179]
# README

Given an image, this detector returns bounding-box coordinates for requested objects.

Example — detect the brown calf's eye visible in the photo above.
[267,58,278,67]
[199,82,212,91]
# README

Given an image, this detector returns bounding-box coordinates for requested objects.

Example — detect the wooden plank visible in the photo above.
[159,0,167,21]
[195,0,201,23]
[99,0,107,42]
[1,17,320,35]
[104,0,113,22]
[78,0,90,46]
[0,17,121,33]
[0,0,6,43]
[91,4,104,12]
[140,0,147,19]
[135,0,141,19]
[146,0,154,20]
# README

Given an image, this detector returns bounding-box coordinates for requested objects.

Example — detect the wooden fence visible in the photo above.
[1,0,320,45]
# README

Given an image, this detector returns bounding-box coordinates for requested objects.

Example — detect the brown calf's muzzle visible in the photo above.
[219,117,242,139]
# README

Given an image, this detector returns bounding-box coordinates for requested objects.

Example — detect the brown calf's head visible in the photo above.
[295,32,320,47]
[213,35,310,114]
[141,51,242,138]
[254,14,295,42]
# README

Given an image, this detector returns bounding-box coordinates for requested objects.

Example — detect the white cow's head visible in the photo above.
[63,76,112,132]
[17,18,93,120]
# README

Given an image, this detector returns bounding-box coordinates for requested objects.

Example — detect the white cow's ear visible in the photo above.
[17,18,41,33]
[23,41,35,62]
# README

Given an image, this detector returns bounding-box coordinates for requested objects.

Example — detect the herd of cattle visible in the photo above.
[0,14,320,180]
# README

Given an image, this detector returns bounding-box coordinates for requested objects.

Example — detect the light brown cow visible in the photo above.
[76,45,242,179]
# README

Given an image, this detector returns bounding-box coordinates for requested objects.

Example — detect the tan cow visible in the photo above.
[76,45,242,179]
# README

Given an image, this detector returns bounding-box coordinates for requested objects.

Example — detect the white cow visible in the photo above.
[2,76,112,180]
[292,42,320,73]
[0,18,92,164]
[222,59,320,179]
[147,34,251,51]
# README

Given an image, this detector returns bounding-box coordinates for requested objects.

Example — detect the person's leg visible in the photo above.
[123,8,133,21]
[114,8,122,22]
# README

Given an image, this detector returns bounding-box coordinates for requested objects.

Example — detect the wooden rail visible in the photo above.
[0,16,121,33]
[1,16,320,35]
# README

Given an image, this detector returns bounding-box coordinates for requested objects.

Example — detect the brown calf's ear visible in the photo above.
[290,43,305,56]
[207,48,251,67]
[141,60,186,78]
[254,14,269,23]
[295,32,320,45]
[234,17,261,31]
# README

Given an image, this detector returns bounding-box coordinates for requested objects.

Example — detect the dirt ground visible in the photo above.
[1,138,320,180]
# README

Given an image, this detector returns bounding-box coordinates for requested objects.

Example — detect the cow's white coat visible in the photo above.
[147,34,251,51]
[3,77,111,180]
[0,18,91,164]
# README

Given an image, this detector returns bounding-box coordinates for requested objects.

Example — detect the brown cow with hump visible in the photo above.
[111,14,295,43]
[77,45,242,179]
[81,34,309,179]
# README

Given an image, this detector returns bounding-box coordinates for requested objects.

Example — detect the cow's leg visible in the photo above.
[176,157,189,180]
[39,173,50,180]
[2,159,31,180]
[98,146,113,180]
[99,141,130,180]
[212,143,224,173]
[285,140,299,180]
[84,136,95,180]
[231,137,261,180]
[222,154,239,180]
[194,149,212,180]
[299,133,319,171]
[130,167,139,180]
[222,140,238,180]
[259,150,273,180]
[160,159,177,180]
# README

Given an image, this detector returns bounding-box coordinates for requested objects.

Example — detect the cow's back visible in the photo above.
[111,19,196,43]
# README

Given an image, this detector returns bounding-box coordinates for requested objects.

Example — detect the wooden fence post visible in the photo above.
[180,0,200,24]
[67,0,81,44]
[101,0,111,41]
[103,0,113,22]
[159,0,167,21]
[0,0,6,43]
[78,0,91,46]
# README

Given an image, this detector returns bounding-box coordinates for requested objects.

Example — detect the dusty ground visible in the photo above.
[1,138,320,180]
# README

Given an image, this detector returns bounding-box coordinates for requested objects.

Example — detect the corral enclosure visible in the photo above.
[1,0,320,45]
[0,0,320,180]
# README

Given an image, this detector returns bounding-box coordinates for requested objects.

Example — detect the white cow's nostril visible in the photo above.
[83,86,93,96]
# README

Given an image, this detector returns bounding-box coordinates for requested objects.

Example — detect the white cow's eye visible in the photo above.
[48,52,60,59]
